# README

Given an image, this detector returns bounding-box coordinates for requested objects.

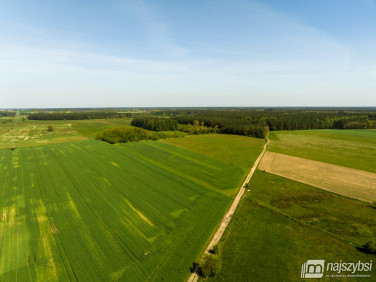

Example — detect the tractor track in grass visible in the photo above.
[187,135,270,282]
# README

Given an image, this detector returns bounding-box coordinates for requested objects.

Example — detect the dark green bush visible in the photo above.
[198,254,221,278]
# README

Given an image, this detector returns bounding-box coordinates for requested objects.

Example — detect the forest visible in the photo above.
[165,108,376,139]
[131,116,178,131]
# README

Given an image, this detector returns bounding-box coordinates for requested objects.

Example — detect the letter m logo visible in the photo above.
[301,260,325,278]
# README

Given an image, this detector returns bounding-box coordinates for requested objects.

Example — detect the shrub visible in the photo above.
[95,127,179,144]
[198,254,221,278]
[210,243,222,255]
[357,240,376,254]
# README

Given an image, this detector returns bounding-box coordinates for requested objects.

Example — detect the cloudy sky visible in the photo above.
[1,0,375,108]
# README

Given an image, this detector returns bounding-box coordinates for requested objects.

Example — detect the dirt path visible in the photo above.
[187,136,270,282]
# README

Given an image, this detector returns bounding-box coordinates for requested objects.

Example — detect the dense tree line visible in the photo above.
[28,111,128,120]
[174,112,269,138]
[96,127,180,144]
[169,109,376,138]
[131,117,178,131]
[0,111,16,117]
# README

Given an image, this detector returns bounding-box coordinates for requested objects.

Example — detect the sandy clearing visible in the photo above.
[258,152,376,203]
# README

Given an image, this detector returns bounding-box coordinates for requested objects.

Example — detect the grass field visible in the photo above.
[269,129,376,173]
[0,139,249,281]
[258,152,376,203]
[0,116,132,149]
[3,118,374,281]
[210,171,376,281]
[69,118,132,138]
[163,134,265,170]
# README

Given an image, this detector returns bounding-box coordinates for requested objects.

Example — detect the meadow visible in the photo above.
[210,171,376,281]
[268,129,376,173]
[0,116,133,149]
[208,129,376,281]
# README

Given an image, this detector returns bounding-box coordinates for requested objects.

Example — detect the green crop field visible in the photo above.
[210,171,376,281]
[163,134,265,170]
[0,139,250,281]
[269,129,376,173]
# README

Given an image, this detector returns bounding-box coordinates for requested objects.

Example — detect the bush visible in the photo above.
[372,201,376,208]
[47,125,53,132]
[96,127,180,144]
[198,254,221,278]
[357,240,376,254]
[210,243,222,255]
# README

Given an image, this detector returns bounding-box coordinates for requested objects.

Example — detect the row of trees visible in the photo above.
[131,117,178,131]
[28,111,128,120]
[96,127,180,144]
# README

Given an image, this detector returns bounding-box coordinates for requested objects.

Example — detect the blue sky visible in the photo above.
[1,0,375,108]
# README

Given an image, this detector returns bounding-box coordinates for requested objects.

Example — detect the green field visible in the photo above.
[0,139,251,281]
[0,116,133,149]
[269,129,376,173]
[3,115,374,281]
[210,171,376,281]
[163,134,265,170]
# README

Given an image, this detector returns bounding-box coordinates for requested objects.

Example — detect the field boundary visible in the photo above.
[186,136,270,282]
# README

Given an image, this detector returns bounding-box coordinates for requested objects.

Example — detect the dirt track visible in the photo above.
[258,151,376,203]
[187,136,270,282]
